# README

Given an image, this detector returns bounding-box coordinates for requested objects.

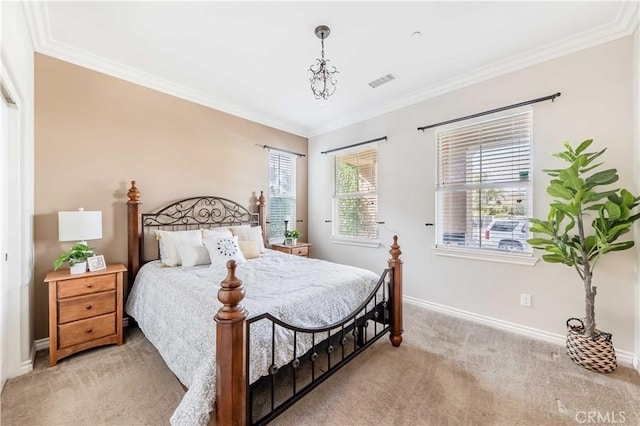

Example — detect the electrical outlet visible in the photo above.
[520,293,531,307]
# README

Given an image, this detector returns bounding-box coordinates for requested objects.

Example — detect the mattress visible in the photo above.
[125,249,380,425]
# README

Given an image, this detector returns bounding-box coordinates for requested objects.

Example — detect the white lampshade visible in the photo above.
[58,209,103,242]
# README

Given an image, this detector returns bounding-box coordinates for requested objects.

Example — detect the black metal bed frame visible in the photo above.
[139,195,260,264]
[246,268,394,425]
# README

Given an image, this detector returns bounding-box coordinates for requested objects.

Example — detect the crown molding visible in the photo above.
[22,2,309,138]
[22,2,638,140]
[308,1,640,137]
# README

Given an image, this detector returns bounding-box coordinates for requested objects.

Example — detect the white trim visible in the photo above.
[310,2,640,137]
[433,247,539,266]
[11,341,34,378]
[331,238,381,249]
[17,359,32,376]
[34,337,49,352]
[22,2,638,139]
[404,295,636,367]
[21,3,308,138]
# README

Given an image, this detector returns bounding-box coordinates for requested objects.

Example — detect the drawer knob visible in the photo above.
[86,284,93,288]
[86,304,92,310]
[86,328,93,333]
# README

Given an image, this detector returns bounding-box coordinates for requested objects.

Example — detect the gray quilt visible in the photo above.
[125,249,380,425]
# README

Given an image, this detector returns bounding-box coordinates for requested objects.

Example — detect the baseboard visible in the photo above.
[34,337,49,352]
[34,317,130,354]
[404,295,636,368]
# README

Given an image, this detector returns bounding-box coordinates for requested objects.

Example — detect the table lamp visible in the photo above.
[58,208,103,245]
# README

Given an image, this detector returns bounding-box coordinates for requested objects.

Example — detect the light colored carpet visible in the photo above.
[2,303,638,425]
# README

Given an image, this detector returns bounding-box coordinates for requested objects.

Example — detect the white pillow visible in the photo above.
[201,228,233,239]
[203,235,246,268]
[155,230,203,267]
[179,245,211,267]
[238,240,260,259]
[231,226,266,254]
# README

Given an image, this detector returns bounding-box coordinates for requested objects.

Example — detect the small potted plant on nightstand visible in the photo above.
[284,229,301,245]
[53,243,95,274]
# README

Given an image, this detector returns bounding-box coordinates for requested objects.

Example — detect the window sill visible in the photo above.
[331,238,381,248]
[432,246,539,266]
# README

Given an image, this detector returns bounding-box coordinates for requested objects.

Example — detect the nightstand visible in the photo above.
[44,263,126,366]
[271,242,312,258]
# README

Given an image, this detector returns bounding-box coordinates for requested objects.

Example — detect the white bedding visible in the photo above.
[125,249,380,425]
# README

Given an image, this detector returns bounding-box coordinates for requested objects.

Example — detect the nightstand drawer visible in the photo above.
[292,246,309,257]
[57,274,116,299]
[58,313,116,349]
[58,291,116,324]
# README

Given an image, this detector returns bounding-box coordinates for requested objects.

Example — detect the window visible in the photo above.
[268,150,296,243]
[333,144,378,242]
[435,109,532,254]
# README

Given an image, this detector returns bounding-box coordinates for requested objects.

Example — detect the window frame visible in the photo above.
[433,107,537,265]
[331,143,380,247]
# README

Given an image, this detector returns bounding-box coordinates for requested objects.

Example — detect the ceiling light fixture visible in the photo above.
[308,25,339,101]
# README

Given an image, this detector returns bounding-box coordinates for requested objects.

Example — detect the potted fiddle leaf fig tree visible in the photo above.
[528,140,640,373]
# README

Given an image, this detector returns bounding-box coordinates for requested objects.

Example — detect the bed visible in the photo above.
[124,181,404,425]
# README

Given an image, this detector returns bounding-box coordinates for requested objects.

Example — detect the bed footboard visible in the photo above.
[215,237,404,426]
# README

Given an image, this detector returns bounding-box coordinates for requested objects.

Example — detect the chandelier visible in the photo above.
[308,25,339,100]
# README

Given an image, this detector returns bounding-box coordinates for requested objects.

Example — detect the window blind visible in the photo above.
[268,150,296,242]
[436,110,532,253]
[333,144,378,240]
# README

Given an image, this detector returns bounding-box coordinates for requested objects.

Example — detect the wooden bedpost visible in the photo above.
[215,260,248,426]
[127,181,141,289]
[258,190,267,245]
[388,235,403,347]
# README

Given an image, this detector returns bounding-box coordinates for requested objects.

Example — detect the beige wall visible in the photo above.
[34,54,308,339]
[309,36,638,352]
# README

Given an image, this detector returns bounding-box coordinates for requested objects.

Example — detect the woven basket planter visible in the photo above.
[566,318,616,373]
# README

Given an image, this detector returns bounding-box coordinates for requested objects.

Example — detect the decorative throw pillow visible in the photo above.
[203,235,246,268]
[155,229,203,267]
[238,240,260,259]
[179,245,211,267]
[231,226,266,254]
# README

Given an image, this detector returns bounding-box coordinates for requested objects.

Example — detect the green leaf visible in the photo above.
[552,152,574,163]
[527,238,554,246]
[621,189,634,206]
[547,183,573,200]
[574,139,593,155]
[529,223,554,236]
[604,201,621,220]
[583,190,618,203]
[542,254,572,265]
[583,148,607,167]
[601,241,634,254]
[579,162,603,174]
[559,166,584,190]
[585,169,618,188]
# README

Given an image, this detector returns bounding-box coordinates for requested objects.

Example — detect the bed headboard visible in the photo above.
[126,180,266,287]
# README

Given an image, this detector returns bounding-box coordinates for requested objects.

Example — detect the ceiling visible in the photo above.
[24,2,638,137]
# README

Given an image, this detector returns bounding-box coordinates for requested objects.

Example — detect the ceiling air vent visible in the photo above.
[368,73,397,88]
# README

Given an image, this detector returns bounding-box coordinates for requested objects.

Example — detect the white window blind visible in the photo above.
[436,109,532,253]
[333,144,378,240]
[268,150,296,242]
